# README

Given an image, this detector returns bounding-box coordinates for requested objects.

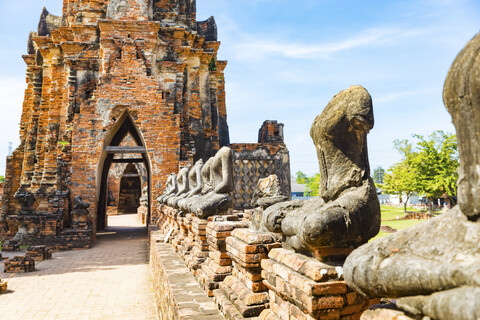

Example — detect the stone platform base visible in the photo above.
[261,248,379,320]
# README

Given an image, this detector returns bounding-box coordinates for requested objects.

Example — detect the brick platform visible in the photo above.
[214,228,282,318]
[260,248,380,320]
[1,240,20,251]
[26,245,53,261]
[198,219,249,296]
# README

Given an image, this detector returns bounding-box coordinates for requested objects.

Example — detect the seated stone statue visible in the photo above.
[157,173,177,204]
[178,159,204,212]
[139,186,148,207]
[183,157,214,213]
[167,166,190,208]
[263,85,381,256]
[343,32,480,320]
[190,147,234,218]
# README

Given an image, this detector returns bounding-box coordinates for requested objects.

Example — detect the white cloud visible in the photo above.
[231,27,429,61]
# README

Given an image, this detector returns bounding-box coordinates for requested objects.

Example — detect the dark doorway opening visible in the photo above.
[96,112,151,233]
[118,163,142,214]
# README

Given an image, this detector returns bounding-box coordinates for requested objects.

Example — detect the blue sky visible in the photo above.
[0,0,479,176]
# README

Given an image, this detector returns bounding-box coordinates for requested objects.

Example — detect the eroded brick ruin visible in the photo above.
[0,0,290,249]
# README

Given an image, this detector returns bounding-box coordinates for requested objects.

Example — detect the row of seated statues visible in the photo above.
[156,31,480,320]
[157,147,234,218]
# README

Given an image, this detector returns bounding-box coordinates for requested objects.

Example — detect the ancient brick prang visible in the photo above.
[1,0,230,244]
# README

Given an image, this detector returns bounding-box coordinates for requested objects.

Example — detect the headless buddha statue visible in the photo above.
[263,85,381,256]
[167,166,190,208]
[178,159,204,212]
[190,147,234,218]
[157,173,177,204]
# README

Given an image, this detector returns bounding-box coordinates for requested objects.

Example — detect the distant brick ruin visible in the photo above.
[0,0,290,248]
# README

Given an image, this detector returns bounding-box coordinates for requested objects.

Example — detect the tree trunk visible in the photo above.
[403,195,410,214]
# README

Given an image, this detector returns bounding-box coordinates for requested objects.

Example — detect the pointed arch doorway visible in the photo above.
[96,112,151,232]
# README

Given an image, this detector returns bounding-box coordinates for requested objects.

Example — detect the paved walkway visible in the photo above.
[0,214,156,320]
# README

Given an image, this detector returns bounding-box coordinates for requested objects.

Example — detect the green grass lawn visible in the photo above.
[371,205,430,241]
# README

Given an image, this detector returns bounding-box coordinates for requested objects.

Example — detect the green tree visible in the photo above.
[383,131,459,214]
[413,131,458,212]
[295,171,309,184]
[305,173,321,197]
[295,171,321,197]
[382,139,419,213]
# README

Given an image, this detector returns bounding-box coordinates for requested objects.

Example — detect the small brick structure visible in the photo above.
[259,248,380,320]
[1,240,20,251]
[26,245,53,261]
[215,228,282,318]
[4,256,35,273]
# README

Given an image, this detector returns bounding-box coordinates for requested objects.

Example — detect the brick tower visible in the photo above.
[0,0,230,245]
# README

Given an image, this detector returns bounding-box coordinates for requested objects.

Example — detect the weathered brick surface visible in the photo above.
[262,249,379,320]
[217,228,281,318]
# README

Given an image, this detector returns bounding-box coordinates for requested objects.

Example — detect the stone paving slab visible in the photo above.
[0,214,156,320]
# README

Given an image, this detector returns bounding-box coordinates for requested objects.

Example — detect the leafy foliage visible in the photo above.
[382,131,459,213]
[295,171,321,197]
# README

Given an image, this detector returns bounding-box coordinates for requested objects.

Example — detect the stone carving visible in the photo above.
[73,196,90,210]
[178,159,204,211]
[157,173,177,204]
[343,32,480,320]
[250,174,288,232]
[263,85,381,255]
[190,147,234,218]
[167,167,190,208]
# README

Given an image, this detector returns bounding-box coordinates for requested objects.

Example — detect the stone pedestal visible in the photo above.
[185,217,209,275]
[260,248,379,320]
[177,214,194,259]
[198,219,249,296]
[215,228,281,318]
[71,208,91,230]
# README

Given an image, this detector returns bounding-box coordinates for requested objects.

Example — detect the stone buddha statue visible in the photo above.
[167,166,190,208]
[344,32,480,320]
[263,85,381,256]
[178,159,204,212]
[157,173,177,204]
[183,157,214,213]
[190,146,234,218]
